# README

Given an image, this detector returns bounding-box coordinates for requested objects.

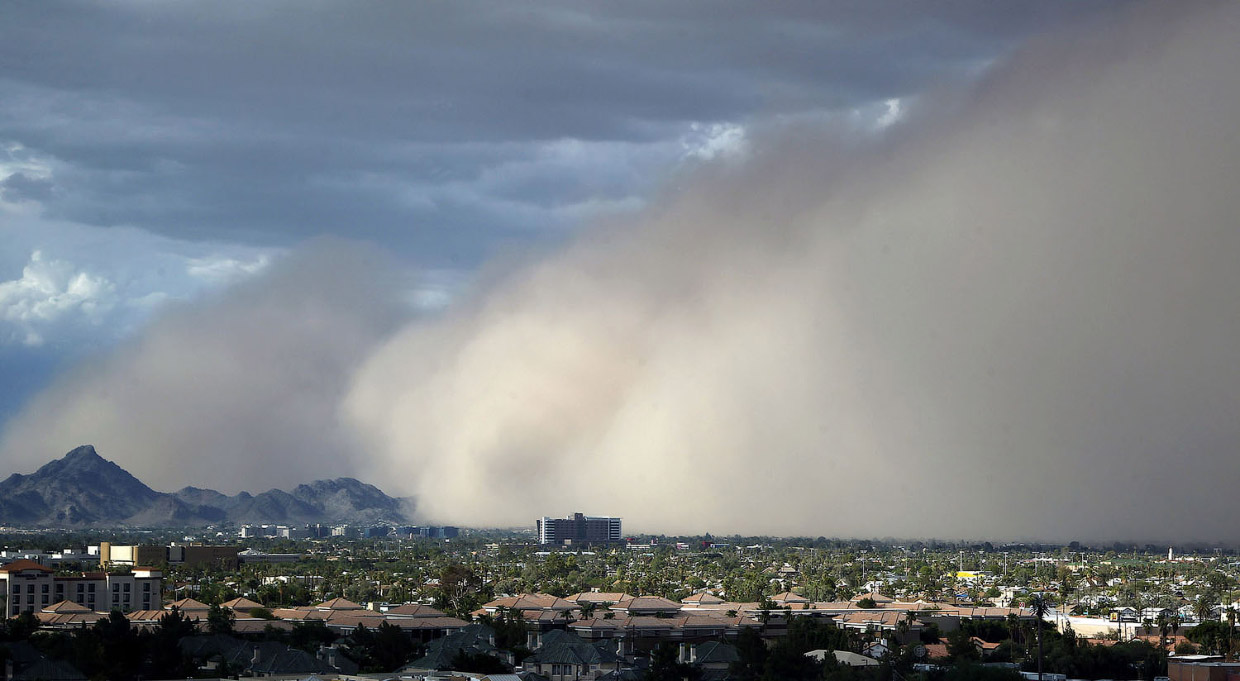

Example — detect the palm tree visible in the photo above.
[1157,612,1171,651]
[1226,607,1237,661]
[896,611,913,644]
[1027,593,1052,681]
[1008,612,1023,646]
[1196,595,1216,623]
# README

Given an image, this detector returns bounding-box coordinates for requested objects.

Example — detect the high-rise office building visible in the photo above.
[537,513,621,545]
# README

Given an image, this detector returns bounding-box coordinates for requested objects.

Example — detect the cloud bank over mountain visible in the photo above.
[0,242,403,492]
[3,2,1239,541]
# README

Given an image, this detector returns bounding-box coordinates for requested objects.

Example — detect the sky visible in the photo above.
[2,1,1238,542]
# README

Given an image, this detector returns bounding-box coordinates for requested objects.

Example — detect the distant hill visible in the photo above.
[0,445,411,528]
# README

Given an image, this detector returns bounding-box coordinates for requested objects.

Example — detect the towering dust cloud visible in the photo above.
[343,2,1240,540]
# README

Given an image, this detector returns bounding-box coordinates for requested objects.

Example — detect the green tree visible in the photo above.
[1195,594,1216,623]
[478,607,531,660]
[1228,607,1238,661]
[1156,612,1171,651]
[435,563,488,617]
[645,642,699,681]
[450,651,511,674]
[944,664,1023,681]
[1188,619,1232,656]
[948,628,981,663]
[93,610,142,681]
[730,628,767,681]
[372,621,418,672]
[1,612,39,641]
[207,602,235,635]
[148,607,196,678]
[289,620,338,653]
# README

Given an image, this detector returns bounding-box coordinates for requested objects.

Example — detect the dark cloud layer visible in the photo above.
[1,1,1124,264]
[1,2,1126,424]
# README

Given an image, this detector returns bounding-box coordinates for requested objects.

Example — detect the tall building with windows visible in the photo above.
[537,513,621,545]
[0,559,162,615]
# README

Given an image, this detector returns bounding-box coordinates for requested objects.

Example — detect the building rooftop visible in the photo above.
[0,559,53,573]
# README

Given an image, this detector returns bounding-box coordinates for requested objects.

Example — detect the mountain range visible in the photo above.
[0,445,412,527]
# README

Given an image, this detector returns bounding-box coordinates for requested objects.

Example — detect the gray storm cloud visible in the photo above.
[1,2,1238,542]
[343,2,1240,541]
[0,242,402,493]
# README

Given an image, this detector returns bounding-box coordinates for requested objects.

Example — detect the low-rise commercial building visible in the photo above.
[99,542,240,570]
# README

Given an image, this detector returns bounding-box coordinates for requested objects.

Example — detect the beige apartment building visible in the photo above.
[0,559,162,616]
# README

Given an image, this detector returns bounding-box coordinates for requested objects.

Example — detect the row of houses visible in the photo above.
[468,590,1036,662]
[400,622,740,681]
[31,594,471,642]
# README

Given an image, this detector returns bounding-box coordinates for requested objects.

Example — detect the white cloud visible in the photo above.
[186,253,272,285]
[874,98,904,130]
[0,142,55,213]
[0,250,116,346]
[0,213,285,354]
[402,268,467,312]
[681,122,748,162]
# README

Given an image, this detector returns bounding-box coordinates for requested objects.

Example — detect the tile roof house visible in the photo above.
[33,609,106,629]
[680,593,724,605]
[850,592,895,605]
[483,594,579,614]
[770,591,810,605]
[403,623,504,671]
[385,603,449,617]
[608,596,681,616]
[168,598,211,613]
[314,597,365,610]
[41,601,91,614]
[834,610,916,635]
[178,634,355,677]
[522,629,623,681]
[222,597,266,612]
[567,593,634,605]
[683,640,739,670]
[0,560,53,574]
[9,656,88,681]
[3,641,87,681]
[971,637,1002,657]
[805,650,879,667]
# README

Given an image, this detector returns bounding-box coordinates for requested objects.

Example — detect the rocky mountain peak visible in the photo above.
[0,447,411,528]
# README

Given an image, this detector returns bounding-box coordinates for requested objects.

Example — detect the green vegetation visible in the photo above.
[0,530,1234,679]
